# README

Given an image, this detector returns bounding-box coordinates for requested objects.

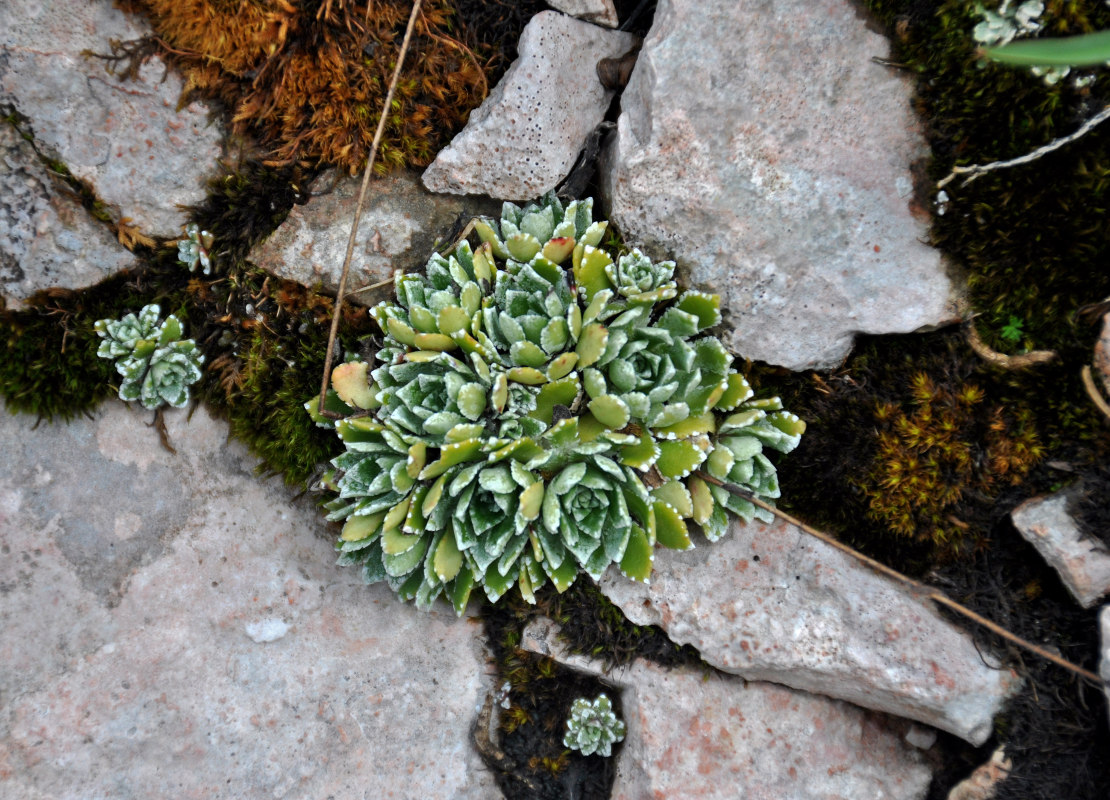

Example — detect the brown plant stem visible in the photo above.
[318,0,424,418]
[693,471,1105,688]
[965,320,1057,369]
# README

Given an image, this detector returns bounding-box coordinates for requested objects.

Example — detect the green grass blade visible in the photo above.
[983,29,1110,67]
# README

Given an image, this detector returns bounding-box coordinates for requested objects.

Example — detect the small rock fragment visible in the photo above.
[422,11,635,200]
[905,724,937,750]
[602,0,956,370]
[599,517,1021,744]
[250,170,495,304]
[548,0,620,28]
[0,0,223,237]
[521,619,932,800]
[0,124,134,306]
[946,747,1012,800]
[245,618,289,643]
[1012,491,1110,608]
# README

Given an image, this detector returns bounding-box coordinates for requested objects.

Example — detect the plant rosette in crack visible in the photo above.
[307,194,805,613]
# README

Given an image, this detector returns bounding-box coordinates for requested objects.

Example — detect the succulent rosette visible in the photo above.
[310,193,804,614]
[95,304,204,410]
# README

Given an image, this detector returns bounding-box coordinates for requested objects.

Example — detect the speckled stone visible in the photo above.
[602,0,957,370]
[598,517,1021,745]
[1,124,134,307]
[0,0,223,237]
[1012,491,1110,609]
[547,0,619,27]
[522,618,932,800]
[1095,311,1110,397]
[0,403,497,799]
[249,170,496,305]
[422,11,635,200]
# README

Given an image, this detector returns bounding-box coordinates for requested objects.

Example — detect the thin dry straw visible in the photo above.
[694,470,1106,688]
[318,0,424,417]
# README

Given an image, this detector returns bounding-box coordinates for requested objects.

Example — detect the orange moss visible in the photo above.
[118,0,490,172]
[859,371,1044,553]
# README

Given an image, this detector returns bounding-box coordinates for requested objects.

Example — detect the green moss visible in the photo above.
[867,0,1110,352]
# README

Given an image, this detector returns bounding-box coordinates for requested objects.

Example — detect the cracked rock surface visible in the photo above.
[0,0,223,237]
[250,170,497,304]
[0,123,134,306]
[523,618,932,800]
[598,517,1021,744]
[422,11,635,199]
[0,403,497,799]
[602,0,957,370]
[1012,491,1110,609]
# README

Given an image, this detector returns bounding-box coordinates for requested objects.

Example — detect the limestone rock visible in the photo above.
[522,619,932,800]
[602,0,956,370]
[250,170,496,304]
[0,0,223,237]
[1011,491,1110,609]
[422,11,635,200]
[0,124,135,307]
[0,403,497,799]
[946,747,1012,800]
[598,517,1021,744]
[548,1,620,28]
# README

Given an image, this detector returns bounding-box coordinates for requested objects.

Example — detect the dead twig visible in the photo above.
[317,0,423,418]
[1081,365,1110,423]
[937,104,1110,190]
[694,471,1106,688]
[965,320,1057,369]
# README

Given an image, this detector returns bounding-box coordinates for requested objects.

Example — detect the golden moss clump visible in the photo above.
[859,371,1043,554]
[118,0,489,172]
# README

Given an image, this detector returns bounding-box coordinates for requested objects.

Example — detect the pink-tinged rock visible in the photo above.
[522,618,932,800]
[1011,492,1110,609]
[422,11,635,200]
[547,0,620,28]
[946,747,1012,800]
[250,170,495,305]
[598,517,1021,744]
[0,0,223,237]
[602,0,957,370]
[0,403,497,799]
[1,124,135,307]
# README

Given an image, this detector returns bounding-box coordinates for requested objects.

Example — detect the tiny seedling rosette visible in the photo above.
[310,194,805,614]
[563,694,625,757]
[95,304,204,410]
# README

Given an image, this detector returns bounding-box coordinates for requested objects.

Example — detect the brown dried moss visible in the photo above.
[116,0,490,173]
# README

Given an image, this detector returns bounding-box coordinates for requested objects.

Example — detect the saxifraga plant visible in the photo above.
[563,694,625,757]
[308,194,805,614]
[95,303,204,410]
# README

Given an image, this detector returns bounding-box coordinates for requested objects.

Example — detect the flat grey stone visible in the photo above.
[1012,491,1110,609]
[602,0,957,370]
[548,1,619,28]
[522,618,932,800]
[598,517,1021,744]
[0,402,498,799]
[0,0,223,237]
[250,170,496,305]
[422,11,635,200]
[1,123,134,307]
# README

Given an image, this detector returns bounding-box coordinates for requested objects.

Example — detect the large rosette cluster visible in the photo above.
[309,194,805,614]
